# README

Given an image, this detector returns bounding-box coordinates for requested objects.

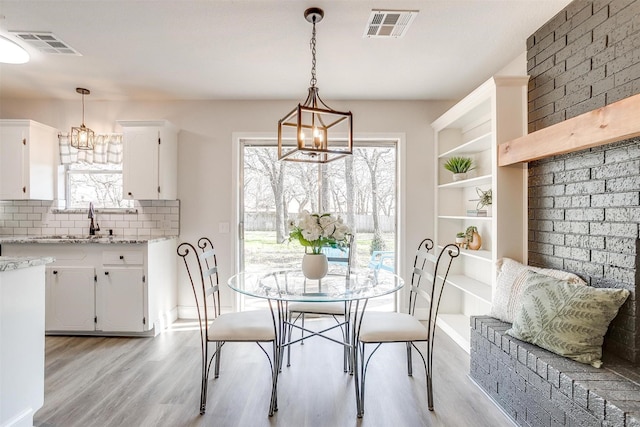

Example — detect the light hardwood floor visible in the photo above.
[34,319,514,427]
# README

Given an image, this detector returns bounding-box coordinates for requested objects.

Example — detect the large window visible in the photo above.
[240,139,398,310]
[66,162,133,209]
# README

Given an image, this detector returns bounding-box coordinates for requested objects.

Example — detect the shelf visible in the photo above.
[441,274,492,303]
[438,174,491,189]
[439,245,491,262]
[439,131,492,158]
[436,314,470,353]
[438,215,492,221]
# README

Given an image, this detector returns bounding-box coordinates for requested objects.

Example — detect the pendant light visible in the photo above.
[277,7,353,163]
[71,87,95,150]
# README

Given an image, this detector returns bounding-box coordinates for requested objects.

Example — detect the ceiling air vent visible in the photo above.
[364,9,418,38]
[10,31,81,55]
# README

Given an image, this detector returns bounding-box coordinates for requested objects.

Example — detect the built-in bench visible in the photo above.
[470,316,640,427]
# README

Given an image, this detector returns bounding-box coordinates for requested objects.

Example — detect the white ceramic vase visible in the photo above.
[301,253,329,280]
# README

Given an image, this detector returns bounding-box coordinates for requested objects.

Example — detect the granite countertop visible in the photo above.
[0,236,176,244]
[0,256,55,272]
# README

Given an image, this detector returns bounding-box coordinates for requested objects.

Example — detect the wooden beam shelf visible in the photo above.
[498,92,640,166]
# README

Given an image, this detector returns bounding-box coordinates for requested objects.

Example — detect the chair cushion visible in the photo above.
[208,310,276,342]
[288,301,345,315]
[359,312,428,343]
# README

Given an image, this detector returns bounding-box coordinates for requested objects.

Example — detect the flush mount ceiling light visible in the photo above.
[71,88,95,150]
[278,7,352,164]
[0,35,29,64]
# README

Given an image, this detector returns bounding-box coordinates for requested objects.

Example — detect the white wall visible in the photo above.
[1,98,451,314]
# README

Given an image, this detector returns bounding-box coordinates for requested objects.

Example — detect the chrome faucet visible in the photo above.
[88,202,100,235]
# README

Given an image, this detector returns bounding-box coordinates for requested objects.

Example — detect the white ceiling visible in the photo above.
[0,0,572,102]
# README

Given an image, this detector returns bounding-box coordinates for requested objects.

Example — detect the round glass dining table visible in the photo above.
[227,268,404,303]
[228,268,404,417]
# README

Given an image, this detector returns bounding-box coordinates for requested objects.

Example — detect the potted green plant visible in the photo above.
[444,156,474,181]
[455,232,466,247]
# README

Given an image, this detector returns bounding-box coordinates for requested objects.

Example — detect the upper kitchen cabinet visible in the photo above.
[0,120,58,200]
[118,120,178,200]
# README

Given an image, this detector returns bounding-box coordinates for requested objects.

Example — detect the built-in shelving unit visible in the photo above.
[431,76,529,353]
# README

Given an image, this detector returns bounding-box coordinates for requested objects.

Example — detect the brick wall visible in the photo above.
[527,0,640,363]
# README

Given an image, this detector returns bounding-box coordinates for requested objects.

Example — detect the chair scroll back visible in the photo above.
[408,239,460,343]
[177,237,222,344]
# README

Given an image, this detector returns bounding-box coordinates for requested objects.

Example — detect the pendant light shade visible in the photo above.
[278,7,352,164]
[71,88,95,150]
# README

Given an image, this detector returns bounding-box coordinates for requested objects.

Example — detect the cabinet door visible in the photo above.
[0,125,26,200]
[122,128,159,200]
[96,267,145,332]
[46,266,96,331]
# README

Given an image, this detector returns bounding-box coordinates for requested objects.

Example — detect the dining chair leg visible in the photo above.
[214,342,222,378]
[269,341,279,416]
[300,313,306,344]
[406,342,413,376]
[427,373,434,411]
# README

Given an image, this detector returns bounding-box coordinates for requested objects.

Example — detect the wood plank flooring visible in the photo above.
[34,319,514,427]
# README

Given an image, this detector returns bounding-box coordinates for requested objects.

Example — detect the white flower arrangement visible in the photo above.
[288,211,351,254]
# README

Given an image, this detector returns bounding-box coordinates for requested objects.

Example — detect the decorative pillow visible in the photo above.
[490,258,586,323]
[506,271,629,368]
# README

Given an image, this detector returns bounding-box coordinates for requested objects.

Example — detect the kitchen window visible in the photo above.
[66,162,133,209]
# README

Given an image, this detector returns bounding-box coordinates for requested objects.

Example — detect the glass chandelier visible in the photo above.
[71,87,95,150]
[278,7,353,163]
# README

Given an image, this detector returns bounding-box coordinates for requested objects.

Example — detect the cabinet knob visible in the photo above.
[119,255,124,260]
[52,270,58,274]
[128,192,133,196]
[104,271,109,275]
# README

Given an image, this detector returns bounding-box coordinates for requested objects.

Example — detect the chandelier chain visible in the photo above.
[309,18,317,88]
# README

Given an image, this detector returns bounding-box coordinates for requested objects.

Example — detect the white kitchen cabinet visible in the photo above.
[431,76,528,353]
[0,119,58,200]
[0,238,177,336]
[118,120,178,200]
[46,266,95,331]
[97,267,145,332]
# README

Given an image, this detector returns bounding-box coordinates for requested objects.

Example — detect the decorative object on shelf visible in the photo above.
[455,232,466,247]
[277,7,353,164]
[71,88,95,150]
[301,253,329,280]
[0,35,29,64]
[475,187,492,209]
[444,156,474,181]
[466,209,487,217]
[465,226,482,250]
[288,210,351,279]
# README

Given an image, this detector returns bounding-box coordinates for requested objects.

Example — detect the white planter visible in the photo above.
[452,173,467,182]
[301,253,328,280]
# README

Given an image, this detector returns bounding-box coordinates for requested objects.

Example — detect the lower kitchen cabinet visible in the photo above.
[1,238,177,336]
[97,267,145,332]
[46,266,95,331]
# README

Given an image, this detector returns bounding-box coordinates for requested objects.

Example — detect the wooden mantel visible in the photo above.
[499,92,640,166]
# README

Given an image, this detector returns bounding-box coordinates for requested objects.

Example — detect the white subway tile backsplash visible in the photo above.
[0,200,180,238]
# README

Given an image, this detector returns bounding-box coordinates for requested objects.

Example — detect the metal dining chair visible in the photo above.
[285,234,355,371]
[177,237,279,416]
[355,238,460,417]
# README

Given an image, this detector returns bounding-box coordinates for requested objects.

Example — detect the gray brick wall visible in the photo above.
[470,317,640,427]
[527,0,640,364]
